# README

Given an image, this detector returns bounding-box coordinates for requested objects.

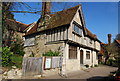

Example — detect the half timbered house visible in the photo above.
[23,5,101,72]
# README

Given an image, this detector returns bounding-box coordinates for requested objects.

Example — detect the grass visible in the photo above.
[0,47,2,52]
[11,55,23,68]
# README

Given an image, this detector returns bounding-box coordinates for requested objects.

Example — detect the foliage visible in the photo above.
[11,35,25,56]
[102,42,118,65]
[11,55,23,68]
[107,59,118,67]
[107,59,113,66]
[0,47,2,52]
[2,46,13,67]
[84,64,89,68]
[11,43,25,56]
[94,64,98,67]
[90,65,93,68]
[2,46,23,68]
[43,50,60,56]
[29,52,35,57]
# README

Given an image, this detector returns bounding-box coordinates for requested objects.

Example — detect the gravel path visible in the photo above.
[43,65,118,79]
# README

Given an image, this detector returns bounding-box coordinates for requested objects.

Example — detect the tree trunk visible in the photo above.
[104,56,109,65]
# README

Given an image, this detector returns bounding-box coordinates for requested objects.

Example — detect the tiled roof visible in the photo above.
[5,18,28,32]
[25,23,38,35]
[85,28,97,39]
[24,5,100,41]
[116,40,120,45]
[99,48,104,55]
[25,5,80,36]
[46,5,80,30]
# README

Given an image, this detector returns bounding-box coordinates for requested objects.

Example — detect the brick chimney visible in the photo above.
[41,2,51,19]
[108,34,112,45]
[37,2,51,31]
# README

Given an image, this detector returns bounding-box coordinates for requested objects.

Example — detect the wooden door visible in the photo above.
[80,50,83,64]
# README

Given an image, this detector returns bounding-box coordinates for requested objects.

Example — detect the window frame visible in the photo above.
[86,51,90,59]
[72,21,82,37]
[69,45,77,59]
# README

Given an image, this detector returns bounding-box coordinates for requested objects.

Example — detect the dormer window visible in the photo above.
[73,21,82,36]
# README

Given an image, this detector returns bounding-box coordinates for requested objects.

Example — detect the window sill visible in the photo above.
[72,31,82,37]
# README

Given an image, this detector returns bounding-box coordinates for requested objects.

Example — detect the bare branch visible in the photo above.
[10,11,42,14]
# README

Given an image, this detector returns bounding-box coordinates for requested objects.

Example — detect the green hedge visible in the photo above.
[2,47,13,67]
[43,50,60,56]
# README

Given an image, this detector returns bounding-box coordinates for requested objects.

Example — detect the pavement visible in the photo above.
[43,65,118,79]
[1,65,118,81]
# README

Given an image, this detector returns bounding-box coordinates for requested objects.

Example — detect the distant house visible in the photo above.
[98,43,107,63]
[114,40,120,47]
[23,5,101,72]
[3,18,29,46]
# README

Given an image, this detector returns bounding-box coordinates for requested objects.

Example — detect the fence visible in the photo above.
[22,57,43,76]
[22,56,62,76]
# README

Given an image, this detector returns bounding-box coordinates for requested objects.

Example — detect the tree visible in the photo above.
[114,34,120,68]
[103,34,120,67]
[103,43,118,64]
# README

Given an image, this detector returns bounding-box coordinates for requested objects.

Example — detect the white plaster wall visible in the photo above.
[95,41,100,51]
[65,44,80,72]
[80,48,93,66]
[68,6,83,41]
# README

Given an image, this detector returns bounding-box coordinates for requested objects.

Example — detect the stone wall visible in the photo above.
[24,31,65,57]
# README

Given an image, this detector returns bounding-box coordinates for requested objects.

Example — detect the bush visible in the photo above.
[11,55,23,68]
[112,60,118,67]
[43,50,60,56]
[84,64,89,68]
[2,47,13,67]
[107,59,114,66]
[11,43,25,56]
[107,59,118,67]
[94,64,98,67]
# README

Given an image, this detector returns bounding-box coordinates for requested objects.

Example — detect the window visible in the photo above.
[69,45,77,59]
[24,37,35,46]
[73,23,82,36]
[86,51,90,59]
[90,39,92,44]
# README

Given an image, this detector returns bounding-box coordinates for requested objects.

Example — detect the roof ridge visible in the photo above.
[50,5,80,16]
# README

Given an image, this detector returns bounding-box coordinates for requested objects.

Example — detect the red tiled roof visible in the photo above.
[101,43,108,45]
[25,23,38,35]
[5,18,28,32]
[99,48,104,55]
[116,40,120,45]
[85,28,97,39]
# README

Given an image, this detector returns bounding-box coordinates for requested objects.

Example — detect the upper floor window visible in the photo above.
[73,22,82,36]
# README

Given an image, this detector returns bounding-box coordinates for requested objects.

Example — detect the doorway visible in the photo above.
[80,50,83,64]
